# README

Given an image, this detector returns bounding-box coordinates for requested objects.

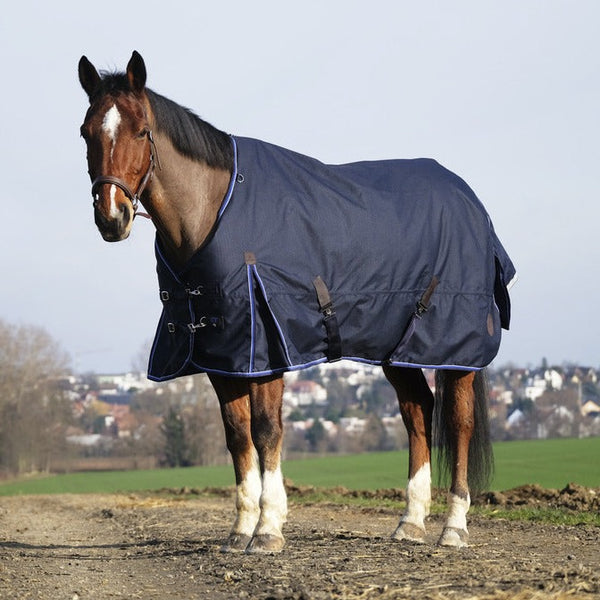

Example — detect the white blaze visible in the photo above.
[102,104,121,160]
[108,185,119,218]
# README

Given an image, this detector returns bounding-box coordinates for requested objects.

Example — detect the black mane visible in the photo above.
[95,71,234,170]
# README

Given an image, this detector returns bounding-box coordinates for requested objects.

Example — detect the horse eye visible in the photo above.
[137,128,149,139]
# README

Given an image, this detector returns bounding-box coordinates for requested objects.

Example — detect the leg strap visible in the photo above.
[313,276,342,362]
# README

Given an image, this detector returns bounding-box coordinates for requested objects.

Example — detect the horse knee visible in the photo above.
[251,417,283,457]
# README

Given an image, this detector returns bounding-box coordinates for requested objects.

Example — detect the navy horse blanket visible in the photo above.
[148,136,515,381]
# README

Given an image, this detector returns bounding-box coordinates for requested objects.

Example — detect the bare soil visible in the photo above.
[0,486,598,599]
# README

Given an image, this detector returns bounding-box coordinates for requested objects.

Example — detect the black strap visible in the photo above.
[313,276,342,362]
[415,275,439,317]
[386,275,440,364]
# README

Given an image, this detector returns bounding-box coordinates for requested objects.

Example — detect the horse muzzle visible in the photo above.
[93,192,134,242]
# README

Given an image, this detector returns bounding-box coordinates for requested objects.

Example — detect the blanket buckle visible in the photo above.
[186,286,204,296]
[312,276,342,362]
[187,316,224,333]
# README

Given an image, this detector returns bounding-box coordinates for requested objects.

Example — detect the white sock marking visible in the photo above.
[232,450,262,537]
[401,462,431,529]
[256,467,288,538]
[445,492,471,532]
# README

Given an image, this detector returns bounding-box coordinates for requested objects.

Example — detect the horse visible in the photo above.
[78,51,515,553]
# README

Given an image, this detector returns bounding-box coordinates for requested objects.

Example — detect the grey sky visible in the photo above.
[1,1,598,373]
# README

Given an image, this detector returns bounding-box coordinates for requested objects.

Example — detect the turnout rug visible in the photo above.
[148,136,516,381]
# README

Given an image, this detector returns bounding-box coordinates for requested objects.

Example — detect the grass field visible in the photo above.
[0,437,598,497]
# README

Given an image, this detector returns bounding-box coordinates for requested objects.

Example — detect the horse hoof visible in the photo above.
[245,534,285,554]
[438,526,469,548]
[391,522,426,544]
[220,533,252,553]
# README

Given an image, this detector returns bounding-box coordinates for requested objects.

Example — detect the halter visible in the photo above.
[90,130,160,219]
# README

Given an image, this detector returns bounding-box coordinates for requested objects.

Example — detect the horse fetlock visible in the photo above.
[445,492,470,531]
[254,506,286,539]
[231,507,261,539]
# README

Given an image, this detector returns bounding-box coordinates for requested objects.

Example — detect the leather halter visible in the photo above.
[90,130,160,217]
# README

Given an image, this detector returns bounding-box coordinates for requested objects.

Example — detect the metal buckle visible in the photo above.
[186,316,224,333]
[187,316,208,333]
[167,322,176,333]
[415,301,428,318]
[186,286,204,296]
[160,290,170,302]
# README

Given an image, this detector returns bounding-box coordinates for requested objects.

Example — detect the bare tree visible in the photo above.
[182,375,228,466]
[0,319,71,475]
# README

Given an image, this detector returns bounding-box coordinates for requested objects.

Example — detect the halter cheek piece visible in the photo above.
[90,130,160,218]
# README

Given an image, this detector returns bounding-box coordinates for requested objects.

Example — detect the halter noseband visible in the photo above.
[90,130,160,218]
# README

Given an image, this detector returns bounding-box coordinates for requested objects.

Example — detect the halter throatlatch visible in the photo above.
[90,130,160,219]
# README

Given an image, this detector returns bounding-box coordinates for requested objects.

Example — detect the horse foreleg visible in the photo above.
[209,375,261,553]
[384,366,434,544]
[245,375,287,554]
[438,370,475,548]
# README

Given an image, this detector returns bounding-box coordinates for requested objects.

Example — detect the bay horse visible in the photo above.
[78,51,515,553]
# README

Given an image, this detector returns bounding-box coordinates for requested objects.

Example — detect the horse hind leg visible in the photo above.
[245,375,287,554]
[384,366,434,544]
[435,370,492,547]
[209,375,262,553]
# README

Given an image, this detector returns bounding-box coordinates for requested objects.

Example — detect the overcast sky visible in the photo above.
[1,1,598,374]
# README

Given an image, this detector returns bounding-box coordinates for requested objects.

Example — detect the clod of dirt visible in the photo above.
[476,482,600,512]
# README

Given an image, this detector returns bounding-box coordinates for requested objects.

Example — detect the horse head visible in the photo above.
[78,51,156,242]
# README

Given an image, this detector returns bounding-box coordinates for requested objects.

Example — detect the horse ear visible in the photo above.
[126,51,147,95]
[78,55,101,100]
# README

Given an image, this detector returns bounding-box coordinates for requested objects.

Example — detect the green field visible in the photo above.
[0,437,598,496]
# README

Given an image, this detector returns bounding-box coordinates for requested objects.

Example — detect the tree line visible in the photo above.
[0,319,229,477]
[2,318,599,477]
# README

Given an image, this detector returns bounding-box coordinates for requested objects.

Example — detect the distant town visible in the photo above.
[13,360,592,477]
[1,323,599,479]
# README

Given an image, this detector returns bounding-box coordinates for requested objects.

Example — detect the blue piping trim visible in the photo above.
[251,265,293,367]
[217,136,238,221]
[152,136,237,280]
[147,319,196,382]
[154,238,183,284]
[247,264,256,373]
[147,356,484,382]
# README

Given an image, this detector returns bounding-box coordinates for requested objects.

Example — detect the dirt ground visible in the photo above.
[0,486,598,600]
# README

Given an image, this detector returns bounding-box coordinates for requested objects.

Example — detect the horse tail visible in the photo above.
[433,369,494,493]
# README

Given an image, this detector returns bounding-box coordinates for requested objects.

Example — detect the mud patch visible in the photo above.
[0,491,598,599]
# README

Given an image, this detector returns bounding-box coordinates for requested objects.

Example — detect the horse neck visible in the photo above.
[144,133,232,268]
